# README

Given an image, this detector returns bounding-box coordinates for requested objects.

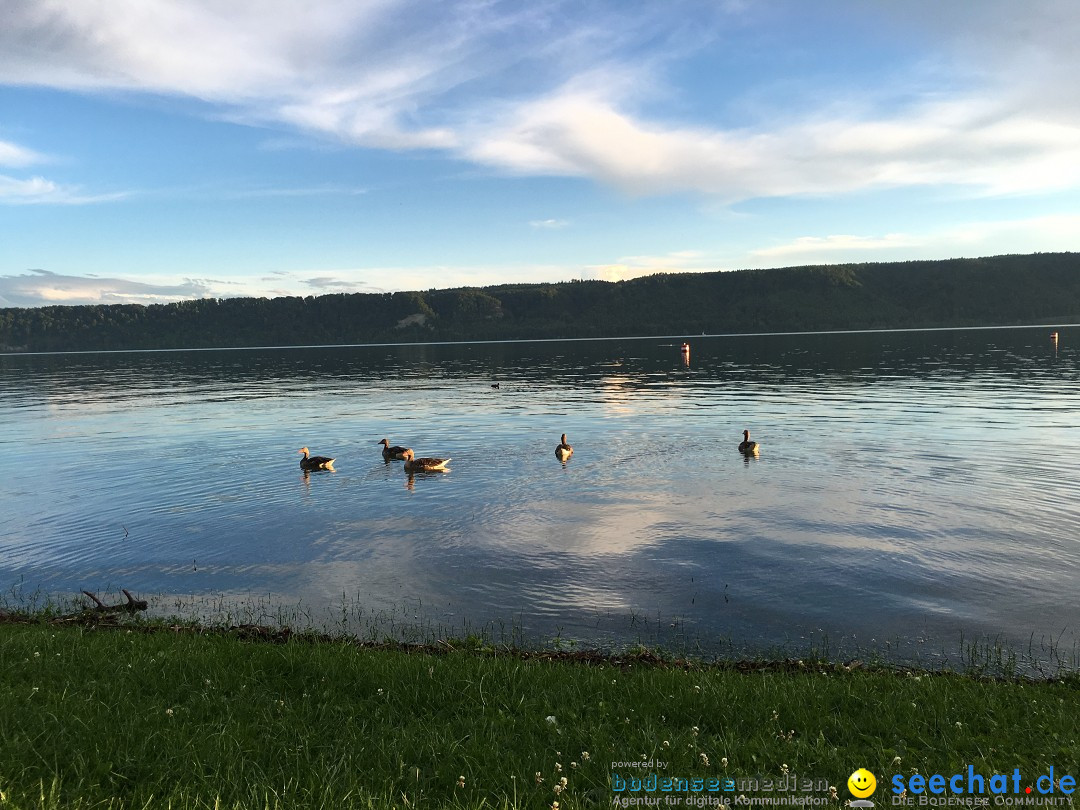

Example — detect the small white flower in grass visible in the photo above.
[535,772,544,785]
[829,786,839,801]
[692,726,699,736]
[662,740,670,748]
[378,688,384,696]
[33,652,40,658]
[457,775,465,788]
[781,764,789,776]
[892,756,902,766]
[721,758,728,768]
[954,721,962,729]
[546,715,557,725]
[165,708,174,716]
[553,784,563,795]
[560,777,568,788]
[700,753,710,767]
[582,751,591,761]
[551,802,559,810]
[570,762,578,769]
[640,754,647,762]
[555,763,562,773]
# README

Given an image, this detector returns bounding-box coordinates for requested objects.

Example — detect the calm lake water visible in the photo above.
[2,327,1078,667]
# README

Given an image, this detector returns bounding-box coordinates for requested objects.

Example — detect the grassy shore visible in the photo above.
[0,615,1077,810]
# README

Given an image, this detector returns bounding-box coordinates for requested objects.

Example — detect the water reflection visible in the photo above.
[2,326,1078,663]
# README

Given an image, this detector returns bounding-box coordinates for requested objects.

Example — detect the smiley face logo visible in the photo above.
[848,769,877,798]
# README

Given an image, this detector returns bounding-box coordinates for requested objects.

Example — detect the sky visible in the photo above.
[1,0,1079,307]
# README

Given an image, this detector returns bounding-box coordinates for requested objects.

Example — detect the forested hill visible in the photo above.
[2,253,1079,352]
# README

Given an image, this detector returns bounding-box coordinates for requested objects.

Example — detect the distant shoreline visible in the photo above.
[3,252,1078,353]
[1,320,1075,359]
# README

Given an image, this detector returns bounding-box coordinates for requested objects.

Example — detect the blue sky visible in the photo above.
[1,0,1079,307]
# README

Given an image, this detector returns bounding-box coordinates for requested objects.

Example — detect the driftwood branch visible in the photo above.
[81,589,148,613]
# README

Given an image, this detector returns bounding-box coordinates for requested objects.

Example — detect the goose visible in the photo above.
[299,447,335,471]
[402,449,451,473]
[555,433,574,462]
[737,430,759,454]
[378,438,411,460]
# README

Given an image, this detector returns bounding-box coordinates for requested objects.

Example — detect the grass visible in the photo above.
[0,611,1078,810]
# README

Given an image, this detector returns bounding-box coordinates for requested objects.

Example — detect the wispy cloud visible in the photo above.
[746,213,1080,267]
[0,174,130,205]
[0,269,213,307]
[752,234,921,259]
[2,0,1078,205]
[0,139,46,167]
[301,275,381,294]
[529,219,569,229]
[584,250,712,282]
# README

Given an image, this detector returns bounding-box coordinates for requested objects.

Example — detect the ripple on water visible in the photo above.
[2,328,1079,662]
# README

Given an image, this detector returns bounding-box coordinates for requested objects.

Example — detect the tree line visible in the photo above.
[2,253,1078,352]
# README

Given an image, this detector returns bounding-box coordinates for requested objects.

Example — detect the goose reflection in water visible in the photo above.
[404,470,451,491]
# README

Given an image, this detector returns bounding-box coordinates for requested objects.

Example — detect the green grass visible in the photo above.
[1,619,1078,809]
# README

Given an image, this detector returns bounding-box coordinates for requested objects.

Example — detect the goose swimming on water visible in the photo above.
[378,438,411,460]
[737,430,759,455]
[555,433,573,462]
[299,447,335,471]
[402,449,451,473]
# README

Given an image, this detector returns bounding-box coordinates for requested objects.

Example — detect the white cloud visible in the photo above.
[747,214,1080,267]
[0,174,129,205]
[0,140,45,167]
[752,234,922,259]
[529,219,568,229]
[0,269,214,307]
[583,250,712,282]
[1,0,1079,203]
[467,89,1080,199]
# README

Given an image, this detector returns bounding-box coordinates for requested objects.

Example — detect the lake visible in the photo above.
[2,327,1077,669]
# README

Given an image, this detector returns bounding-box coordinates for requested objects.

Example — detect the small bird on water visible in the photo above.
[298,447,335,471]
[555,433,574,462]
[737,430,759,455]
[378,438,411,460]
[402,449,451,473]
